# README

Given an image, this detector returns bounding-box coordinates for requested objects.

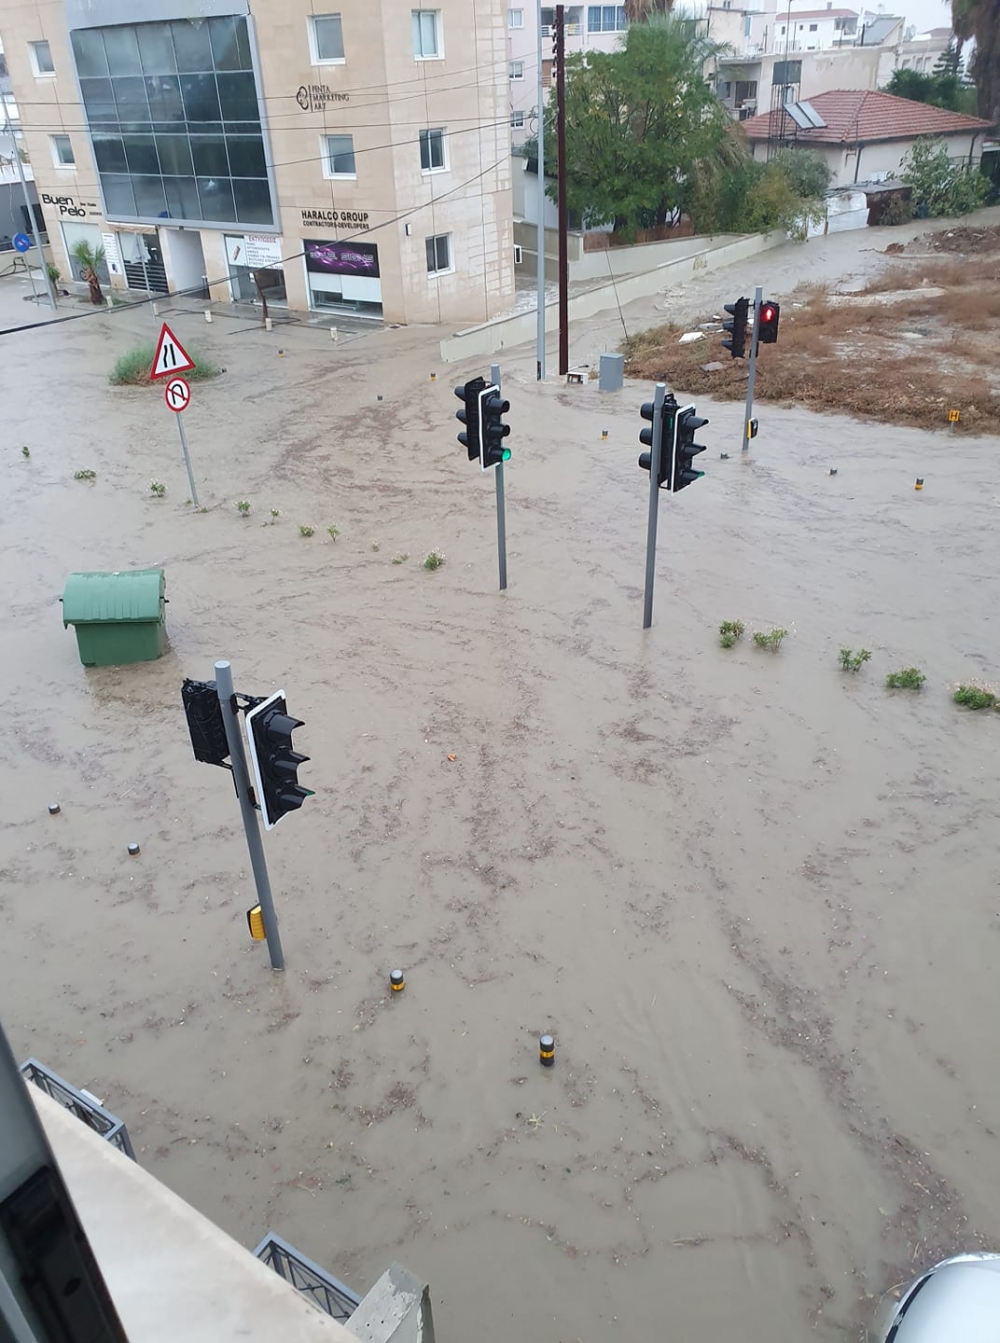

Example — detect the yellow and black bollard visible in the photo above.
[247,905,265,940]
[390,969,405,993]
[539,1033,555,1067]
[915,477,924,491]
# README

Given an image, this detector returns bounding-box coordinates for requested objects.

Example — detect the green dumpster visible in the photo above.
[62,569,167,667]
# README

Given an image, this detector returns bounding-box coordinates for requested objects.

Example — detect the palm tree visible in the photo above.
[952,0,999,122]
[69,239,106,305]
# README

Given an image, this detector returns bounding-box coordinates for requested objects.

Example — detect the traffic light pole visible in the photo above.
[214,659,285,971]
[490,362,508,590]
[741,285,763,453]
[642,382,666,630]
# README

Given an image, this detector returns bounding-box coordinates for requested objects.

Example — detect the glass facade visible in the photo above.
[71,17,273,227]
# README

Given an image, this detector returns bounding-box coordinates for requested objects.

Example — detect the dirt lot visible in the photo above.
[2,233,1000,1343]
[622,226,1000,434]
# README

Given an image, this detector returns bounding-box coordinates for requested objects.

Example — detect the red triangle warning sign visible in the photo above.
[149,323,196,381]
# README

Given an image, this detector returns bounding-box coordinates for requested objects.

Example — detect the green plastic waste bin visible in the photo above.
[62,568,167,667]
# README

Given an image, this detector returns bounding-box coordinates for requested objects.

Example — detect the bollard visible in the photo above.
[265,317,273,332]
[205,310,213,323]
[277,348,285,357]
[828,468,837,476]
[539,1033,555,1067]
[601,430,608,441]
[127,842,141,856]
[47,802,60,815]
[330,327,338,342]
[390,969,405,993]
[429,372,436,382]
[915,477,924,490]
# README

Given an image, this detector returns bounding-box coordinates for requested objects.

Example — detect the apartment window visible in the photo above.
[510,110,525,128]
[309,14,345,62]
[412,9,441,58]
[509,59,524,79]
[509,7,524,25]
[587,6,626,32]
[419,127,446,172]
[28,40,55,75]
[425,232,451,275]
[51,134,75,165]
[808,23,818,30]
[734,80,757,104]
[324,133,356,176]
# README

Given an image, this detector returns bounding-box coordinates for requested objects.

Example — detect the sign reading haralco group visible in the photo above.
[300,208,369,229]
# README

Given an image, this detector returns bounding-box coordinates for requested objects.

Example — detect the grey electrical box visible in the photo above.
[599,353,624,392]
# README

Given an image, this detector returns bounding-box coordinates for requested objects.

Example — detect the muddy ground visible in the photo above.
[2,217,1000,1343]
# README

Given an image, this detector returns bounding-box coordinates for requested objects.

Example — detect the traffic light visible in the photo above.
[182,678,230,767]
[455,376,486,462]
[674,406,708,493]
[480,387,511,470]
[722,297,748,359]
[758,300,780,344]
[245,691,311,830]
[638,393,678,488]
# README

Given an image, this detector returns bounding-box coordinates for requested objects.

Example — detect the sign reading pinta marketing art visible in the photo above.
[296,84,350,110]
[304,239,380,278]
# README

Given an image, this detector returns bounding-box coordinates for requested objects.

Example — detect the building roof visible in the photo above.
[778,8,857,18]
[741,89,994,143]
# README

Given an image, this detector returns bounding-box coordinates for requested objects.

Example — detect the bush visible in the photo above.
[879,193,915,226]
[954,684,996,709]
[886,667,925,689]
[110,343,219,385]
[899,137,989,218]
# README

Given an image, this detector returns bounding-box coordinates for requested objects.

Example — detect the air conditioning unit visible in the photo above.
[566,22,582,33]
[742,98,757,108]
[513,244,523,264]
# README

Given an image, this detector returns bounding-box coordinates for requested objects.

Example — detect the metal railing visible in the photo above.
[253,1232,361,1322]
[20,1058,136,1160]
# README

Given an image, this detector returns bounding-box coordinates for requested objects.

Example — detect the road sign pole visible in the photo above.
[214,660,284,971]
[742,285,763,453]
[491,362,508,591]
[4,99,55,309]
[642,382,666,630]
[176,412,199,507]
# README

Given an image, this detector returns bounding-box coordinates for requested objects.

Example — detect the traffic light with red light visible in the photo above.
[722,297,749,359]
[758,300,780,344]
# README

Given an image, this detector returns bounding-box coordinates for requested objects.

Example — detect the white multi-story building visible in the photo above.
[0,0,515,324]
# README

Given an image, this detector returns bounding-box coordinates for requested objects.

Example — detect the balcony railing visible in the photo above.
[253,1233,362,1322]
[20,1058,136,1161]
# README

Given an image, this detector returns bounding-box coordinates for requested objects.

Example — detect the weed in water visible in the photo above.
[954,684,996,710]
[195,506,209,514]
[391,552,409,565]
[839,647,872,673]
[269,509,280,523]
[423,550,446,571]
[236,500,251,517]
[21,446,30,458]
[371,541,380,552]
[327,525,340,541]
[74,469,97,481]
[110,343,219,386]
[299,525,315,538]
[886,667,925,690]
[149,480,166,497]
[752,628,788,652]
[719,619,745,649]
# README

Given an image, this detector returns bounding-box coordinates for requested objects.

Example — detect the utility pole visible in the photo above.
[3,99,57,309]
[535,0,546,381]
[555,4,568,377]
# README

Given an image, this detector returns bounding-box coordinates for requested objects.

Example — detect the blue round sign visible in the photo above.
[13,233,31,253]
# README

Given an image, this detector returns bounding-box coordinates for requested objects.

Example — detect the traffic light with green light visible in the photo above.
[674,406,708,492]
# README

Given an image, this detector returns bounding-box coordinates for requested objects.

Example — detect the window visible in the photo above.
[587,6,626,32]
[509,59,524,79]
[412,10,441,58]
[51,134,75,165]
[808,23,818,30]
[309,14,345,62]
[29,40,54,75]
[419,127,446,172]
[510,109,525,128]
[425,232,451,275]
[509,7,524,25]
[324,133,356,176]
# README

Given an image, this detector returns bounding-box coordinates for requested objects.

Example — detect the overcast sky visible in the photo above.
[887,0,953,32]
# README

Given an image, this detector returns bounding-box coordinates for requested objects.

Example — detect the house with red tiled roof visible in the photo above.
[740,89,993,188]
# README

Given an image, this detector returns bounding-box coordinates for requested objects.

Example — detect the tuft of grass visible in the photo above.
[719,619,745,649]
[74,468,96,481]
[326,525,340,542]
[299,525,315,538]
[752,627,788,652]
[195,506,209,514]
[954,684,996,710]
[371,541,380,552]
[109,343,219,386]
[21,445,30,458]
[423,549,446,571]
[269,508,280,523]
[391,552,409,565]
[236,500,251,517]
[149,480,166,497]
[839,647,872,673]
[886,667,925,690]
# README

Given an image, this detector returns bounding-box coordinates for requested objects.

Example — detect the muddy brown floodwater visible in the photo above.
[2,269,1000,1343]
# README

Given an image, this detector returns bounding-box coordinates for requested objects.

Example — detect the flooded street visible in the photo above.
[2,244,1000,1342]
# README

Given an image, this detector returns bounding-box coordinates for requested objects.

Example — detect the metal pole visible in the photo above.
[535,0,546,381]
[4,99,56,309]
[176,412,200,507]
[555,4,568,377]
[214,661,284,971]
[742,285,762,452]
[139,238,156,318]
[642,382,666,630]
[490,362,508,590]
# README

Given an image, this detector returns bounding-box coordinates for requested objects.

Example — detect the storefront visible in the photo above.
[108,227,168,293]
[59,219,110,288]
[303,238,381,317]
[225,233,285,305]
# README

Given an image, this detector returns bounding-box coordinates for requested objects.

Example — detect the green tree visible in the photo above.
[69,240,106,305]
[884,41,977,114]
[899,135,989,216]
[535,14,739,237]
[952,0,1000,121]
